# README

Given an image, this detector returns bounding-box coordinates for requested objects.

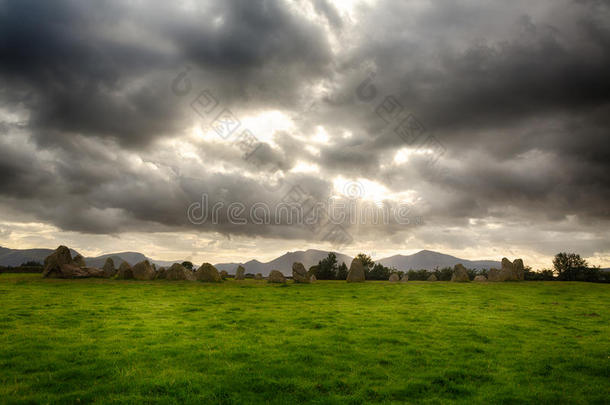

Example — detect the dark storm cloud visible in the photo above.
[0,0,609,257]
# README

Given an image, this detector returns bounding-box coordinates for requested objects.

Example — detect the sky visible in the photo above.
[1,0,609,269]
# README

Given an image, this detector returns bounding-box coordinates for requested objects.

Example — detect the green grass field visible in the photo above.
[0,274,608,404]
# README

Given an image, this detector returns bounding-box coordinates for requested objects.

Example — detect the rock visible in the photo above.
[115,262,134,279]
[513,259,525,281]
[451,264,470,282]
[42,246,102,278]
[131,260,155,280]
[474,275,487,282]
[43,245,73,277]
[196,263,222,282]
[292,262,310,283]
[165,263,196,281]
[220,270,229,279]
[73,254,86,267]
[102,258,116,278]
[155,267,167,279]
[389,273,399,282]
[488,268,501,282]
[309,274,317,283]
[235,265,245,280]
[346,258,366,282]
[400,274,409,282]
[497,258,524,281]
[267,270,286,283]
[255,273,263,280]
[427,274,438,281]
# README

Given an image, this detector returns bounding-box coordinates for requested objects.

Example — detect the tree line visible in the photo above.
[307,252,609,283]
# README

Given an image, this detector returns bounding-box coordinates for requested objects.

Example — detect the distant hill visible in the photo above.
[215,249,353,276]
[377,250,500,271]
[1,246,504,274]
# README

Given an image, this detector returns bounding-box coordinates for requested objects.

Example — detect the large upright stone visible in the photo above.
[427,274,438,281]
[43,246,103,278]
[255,273,263,280]
[268,270,286,283]
[102,258,116,278]
[488,268,501,281]
[309,274,317,283]
[196,263,222,282]
[346,258,366,282]
[165,263,195,281]
[235,265,245,280]
[73,254,86,268]
[513,259,525,281]
[115,262,133,279]
[389,273,399,282]
[451,264,470,282]
[400,274,409,282]
[132,260,155,280]
[292,262,309,283]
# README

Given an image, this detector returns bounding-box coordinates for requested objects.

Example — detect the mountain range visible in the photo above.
[1,246,502,275]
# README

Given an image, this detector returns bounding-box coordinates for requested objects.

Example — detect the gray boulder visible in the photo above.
[309,274,317,283]
[102,258,116,278]
[255,273,263,280]
[132,260,155,280]
[427,274,438,281]
[115,262,134,279]
[389,273,399,282]
[346,258,366,282]
[196,263,222,282]
[165,263,195,281]
[474,275,487,282]
[400,274,409,282]
[268,270,286,283]
[451,264,470,282]
[235,265,245,280]
[292,262,310,283]
[43,246,103,278]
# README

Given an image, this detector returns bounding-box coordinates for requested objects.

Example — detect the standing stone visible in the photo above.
[451,264,470,282]
[131,260,155,280]
[292,262,310,283]
[219,270,229,279]
[346,258,366,282]
[255,273,263,280]
[196,263,222,282]
[165,263,195,281]
[389,273,399,282]
[427,274,438,281]
[488,268,501,281]
[42,246,103,278]
[235,265,245,280]
[73,254,87,267]
[102,257,116,278]
[309,274,317,283]
[268,270,286,283]
[155,267,167,279]
[115,262,134,279]
[474,275,487,282]
[400,274,409,282]
[513,259,525,281]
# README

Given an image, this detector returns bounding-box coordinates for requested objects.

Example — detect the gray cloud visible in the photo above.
[0,0,609,265]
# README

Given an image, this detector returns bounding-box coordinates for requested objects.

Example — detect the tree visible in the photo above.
[553,253,588,281]
[316,252,338,280]
[367,263,391,280]
[181,261,194,270]
[336,262,348,280]
[355,253,374,271]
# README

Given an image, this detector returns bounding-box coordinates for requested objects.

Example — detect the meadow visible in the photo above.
[0,274,608,404]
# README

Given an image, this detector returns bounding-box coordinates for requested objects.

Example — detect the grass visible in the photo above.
[0,274,608,404]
